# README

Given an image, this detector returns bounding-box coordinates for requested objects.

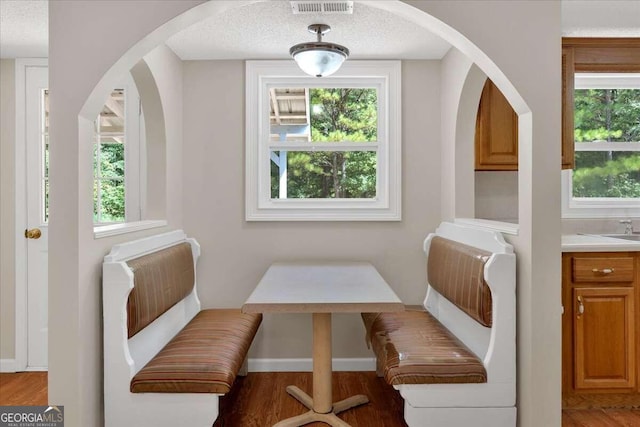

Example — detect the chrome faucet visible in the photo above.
[620,219,634,235]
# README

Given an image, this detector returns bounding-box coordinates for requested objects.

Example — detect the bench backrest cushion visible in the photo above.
[126,242,195,338]
[427,236,493,327]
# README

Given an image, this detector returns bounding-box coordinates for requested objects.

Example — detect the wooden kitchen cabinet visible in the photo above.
[475,80,518,171]
[562,252,640,407]
[474,71,573,170]
[573,286,635,390]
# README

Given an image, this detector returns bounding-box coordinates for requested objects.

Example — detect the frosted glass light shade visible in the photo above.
[290,45,349,77]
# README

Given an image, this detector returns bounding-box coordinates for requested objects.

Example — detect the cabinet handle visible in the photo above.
[577,296,584,315]
[592,268,614,275]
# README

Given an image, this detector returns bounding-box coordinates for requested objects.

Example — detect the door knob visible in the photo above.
[24,228,42,239]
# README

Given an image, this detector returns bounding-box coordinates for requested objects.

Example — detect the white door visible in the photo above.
[25,65,48,369]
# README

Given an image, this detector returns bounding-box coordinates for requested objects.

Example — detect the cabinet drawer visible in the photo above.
[572,257,635,283]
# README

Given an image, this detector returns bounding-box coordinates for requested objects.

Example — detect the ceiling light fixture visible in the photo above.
[289,24,349,78]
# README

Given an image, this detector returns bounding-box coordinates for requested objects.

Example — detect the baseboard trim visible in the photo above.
[0,359,17,373]
[248,357,376,372]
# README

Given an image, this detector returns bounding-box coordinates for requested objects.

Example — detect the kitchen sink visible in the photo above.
[600,234,640,242]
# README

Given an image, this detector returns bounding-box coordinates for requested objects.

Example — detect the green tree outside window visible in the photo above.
[573,88,640,198]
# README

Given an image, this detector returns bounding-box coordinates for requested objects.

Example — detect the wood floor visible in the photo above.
[213,372,406,427]
[0,371,47,406]
[562,409,640,426]
[2,371,640,426]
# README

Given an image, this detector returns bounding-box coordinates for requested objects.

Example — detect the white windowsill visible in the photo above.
[94,220,167,239]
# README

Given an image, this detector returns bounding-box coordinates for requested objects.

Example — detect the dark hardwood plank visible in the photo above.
[562,410,580,427]
[563,409,621,427]
[563,409,640,427]
[563,393,640,410]
[214,372,407,427]
[604,409,640,426]
[2,371,639,426]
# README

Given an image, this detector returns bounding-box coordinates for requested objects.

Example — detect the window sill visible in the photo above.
[94,220,167,239]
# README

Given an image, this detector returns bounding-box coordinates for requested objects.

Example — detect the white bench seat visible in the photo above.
[362,222,516,427]
[102,230,262,427]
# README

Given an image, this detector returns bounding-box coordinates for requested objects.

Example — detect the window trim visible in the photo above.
[245,60,401,221]
[561,72,640,218]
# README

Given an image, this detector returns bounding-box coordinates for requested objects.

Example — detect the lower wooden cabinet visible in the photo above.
[573,286,635,390]
[562,252,640,407]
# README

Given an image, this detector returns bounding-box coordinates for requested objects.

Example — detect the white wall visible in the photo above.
[562,0,640,37]
[562,217,640,235]
[418,2,563,427]
[182,59,441,360]
[475,171,518,221]
[439,47,473,220]
[143,45,183,224]
[0,59,16,363]
[48,1,196,423]
[48,1,562,426]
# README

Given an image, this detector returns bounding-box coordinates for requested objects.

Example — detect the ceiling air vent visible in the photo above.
[291,1,354,14]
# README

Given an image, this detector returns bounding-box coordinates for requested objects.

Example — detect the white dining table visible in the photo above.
[242,262,404,427]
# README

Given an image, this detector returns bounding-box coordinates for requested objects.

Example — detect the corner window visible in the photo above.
[246,61,401,221]
[562,73,640,218]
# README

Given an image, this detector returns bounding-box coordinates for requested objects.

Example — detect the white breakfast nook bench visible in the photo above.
[362,222,517,427]
[102,230,262,427]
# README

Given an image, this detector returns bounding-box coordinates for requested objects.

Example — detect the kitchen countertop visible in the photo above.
[562,234,640,252]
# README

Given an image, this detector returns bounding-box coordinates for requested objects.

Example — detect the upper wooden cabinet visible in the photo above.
[475,80,518,171]
[474,77,572,171]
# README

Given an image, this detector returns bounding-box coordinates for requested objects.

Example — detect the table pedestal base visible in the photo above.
[272,385,369,427]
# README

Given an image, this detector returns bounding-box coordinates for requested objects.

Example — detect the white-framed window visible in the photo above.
[562,73,640,218]
[93,76,142,225]
[38,86,143,225]
[245,60,401,221]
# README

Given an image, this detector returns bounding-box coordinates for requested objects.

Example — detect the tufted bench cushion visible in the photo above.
[130,309,262,394]
[362,310,487,386]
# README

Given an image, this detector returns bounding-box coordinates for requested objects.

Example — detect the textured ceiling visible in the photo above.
[1,1,639,59]
[0,0,48,58]
[165,1,452,60]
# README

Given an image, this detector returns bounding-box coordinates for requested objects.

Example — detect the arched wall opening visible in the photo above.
[454,63,487,219]
[78,0,533,232]
[130,56,167,220]
[78,0,537,396]
[48,2,561,427]
[79,1,531,141]
[456,65,520,222]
